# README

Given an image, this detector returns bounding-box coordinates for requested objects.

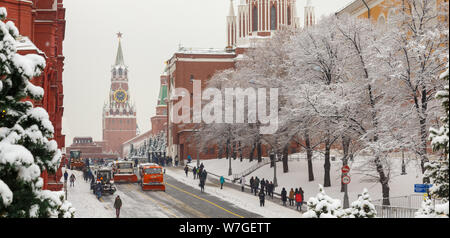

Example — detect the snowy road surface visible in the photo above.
[64,168,262,218]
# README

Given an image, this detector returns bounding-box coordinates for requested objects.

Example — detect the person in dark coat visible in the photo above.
[258,189,266,207]
[95,182,102,200]
[64,171,68,183]
[267,181,274,199]
[260,179,266,194]
[69,174,76,187]
[184,165,189,177]
[254,177,260,196]
[199,170,207,192]
[193,166,197,179]
[249,177,255,194]
[281,187,287,206]
[114,195,122,218]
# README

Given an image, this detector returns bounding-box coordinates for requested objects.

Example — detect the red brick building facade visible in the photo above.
[102,36,137,156]
[66,137,118,161]
[1,0,66,191]
[166,0,313,163]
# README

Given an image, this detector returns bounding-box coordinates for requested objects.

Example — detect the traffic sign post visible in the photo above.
[342,175,351,185]
[342,165,350,174]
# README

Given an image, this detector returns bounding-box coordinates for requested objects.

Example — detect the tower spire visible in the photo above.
[115,32,125,65]
[227,0,237,48]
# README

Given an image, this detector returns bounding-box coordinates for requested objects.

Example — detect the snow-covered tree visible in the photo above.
[347,188,377,218]
[381,0,449,174]
[417,60,449,218]
[302,184,346,218]
[0,8,74,218]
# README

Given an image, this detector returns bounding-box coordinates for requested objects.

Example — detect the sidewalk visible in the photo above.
[172,165,305,213]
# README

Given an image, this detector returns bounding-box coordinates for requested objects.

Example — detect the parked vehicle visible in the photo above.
[138,163,165,191]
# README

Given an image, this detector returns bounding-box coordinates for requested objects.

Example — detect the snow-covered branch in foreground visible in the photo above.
[0,9,74,218]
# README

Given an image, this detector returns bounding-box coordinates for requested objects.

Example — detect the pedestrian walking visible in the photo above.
[114,195,122,218]
[281,187,287,206]
[184,165,189,177]
[299,187,305,209]
[187,155,192,164]
[249,177,255,194]
[240,176,246,192]
[63,171,68,183]
[199,169,207,192]
[289,188,295,206]
[258,189,266,207]
[69,174,76,187]
[220,176,225,189]
[270,181,275,198]
[295,190,303,211]
[260,179,266,194]
[254,177,260,196]
[95,182,103,200]
[193,166,197,179]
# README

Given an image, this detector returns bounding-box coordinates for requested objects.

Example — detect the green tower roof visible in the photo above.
[158,84,168,106]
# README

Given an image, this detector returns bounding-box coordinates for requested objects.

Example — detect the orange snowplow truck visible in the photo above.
[138,163,165,191]
[112,161,138,183]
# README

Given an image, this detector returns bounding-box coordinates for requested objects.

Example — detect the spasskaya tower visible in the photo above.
[102,33,137,156]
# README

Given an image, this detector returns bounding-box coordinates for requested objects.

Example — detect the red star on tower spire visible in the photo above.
[117,32,123,40]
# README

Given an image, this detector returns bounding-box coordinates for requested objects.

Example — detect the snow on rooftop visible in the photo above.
[176,47,235,55]
[15,36,45,56]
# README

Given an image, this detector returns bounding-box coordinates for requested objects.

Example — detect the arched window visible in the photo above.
[119,68,123,76]
[271,5,277,30]
[252,6,258,32]
[377,14,386,26]
[387,9,395,24]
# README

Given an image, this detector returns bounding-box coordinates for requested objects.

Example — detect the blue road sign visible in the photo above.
[415,184,433,193]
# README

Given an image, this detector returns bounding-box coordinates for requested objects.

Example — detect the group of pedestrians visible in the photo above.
[64,170,77,187]
[184,163,208,192]
[82,168,94,183]
[246,176,275,207]
[281,187,304,211]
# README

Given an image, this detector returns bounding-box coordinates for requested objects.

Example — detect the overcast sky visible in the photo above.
[61,0,353,148]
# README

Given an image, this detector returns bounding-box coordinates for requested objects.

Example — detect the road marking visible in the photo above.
[127,184,179,218]
[157,190,209,218]
[165,182,245,218]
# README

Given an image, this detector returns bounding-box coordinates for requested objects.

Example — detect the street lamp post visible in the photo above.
[272,151,278,187]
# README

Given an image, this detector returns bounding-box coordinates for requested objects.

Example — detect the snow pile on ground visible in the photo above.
[197,153,423,204]
[166,168,302,218]
[302,184,344,218]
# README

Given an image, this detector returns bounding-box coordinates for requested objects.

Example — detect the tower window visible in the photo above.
[119,68,123,76]
[252,6,258,32]
[271,5,277,30]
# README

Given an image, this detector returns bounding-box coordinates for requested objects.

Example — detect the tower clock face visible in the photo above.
[113,90,127,103]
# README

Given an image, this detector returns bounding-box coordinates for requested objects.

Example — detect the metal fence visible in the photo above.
[232,158,270,181]
[372,194,445,209]
[374,205,418,218]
